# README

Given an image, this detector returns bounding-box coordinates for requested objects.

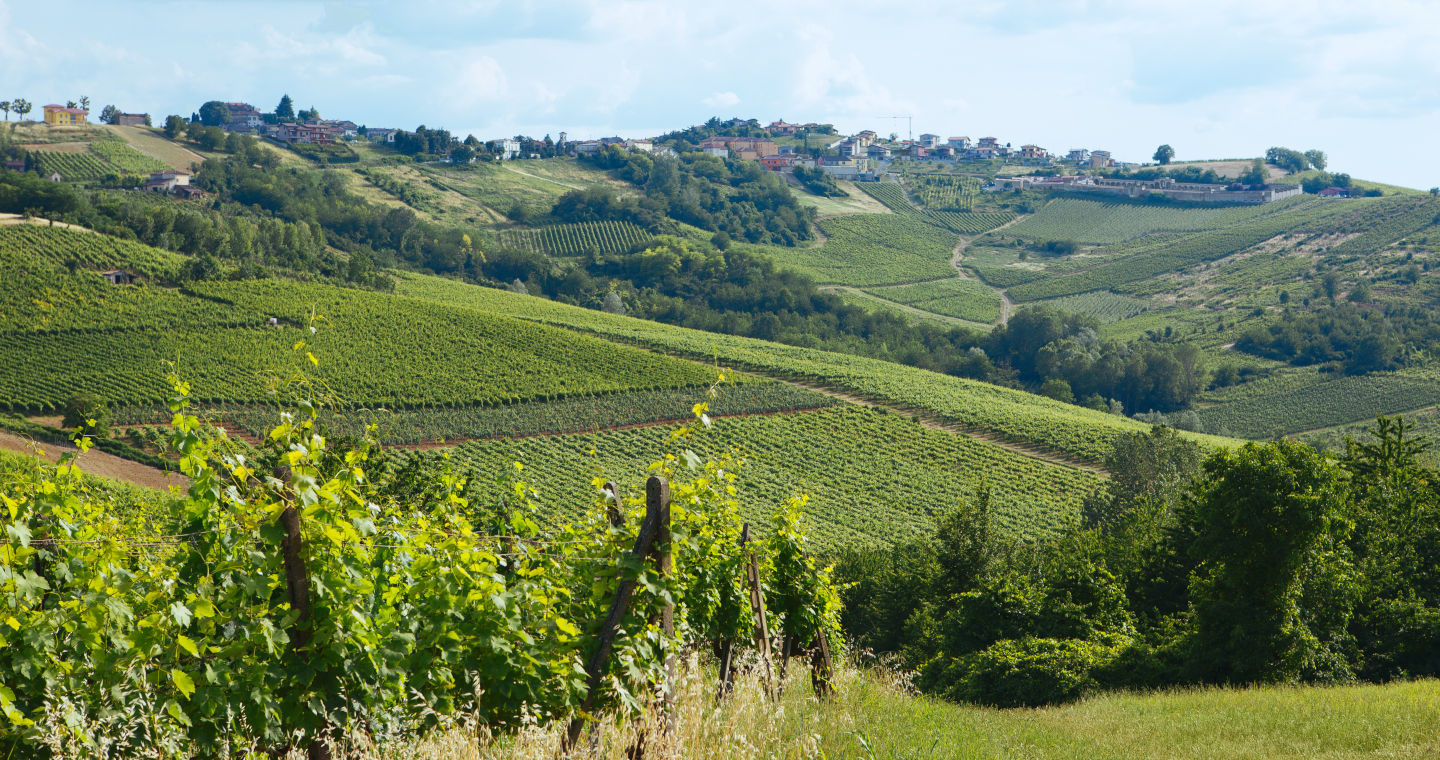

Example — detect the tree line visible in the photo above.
[836,419,1440,707]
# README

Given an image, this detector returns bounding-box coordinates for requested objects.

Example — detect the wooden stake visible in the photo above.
[274,466,329,760]
[742,523,774,696]
[562,477,667,753]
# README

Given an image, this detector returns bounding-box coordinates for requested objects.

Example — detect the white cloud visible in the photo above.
[451,55,508,103]
[703,91,740,108]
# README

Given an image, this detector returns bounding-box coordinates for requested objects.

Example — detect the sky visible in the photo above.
[5,0,1439,188]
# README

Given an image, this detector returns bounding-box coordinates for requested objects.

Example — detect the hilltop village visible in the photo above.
[6,96,1362,206]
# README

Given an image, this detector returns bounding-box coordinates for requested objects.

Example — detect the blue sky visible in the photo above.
[5,0,1438,188]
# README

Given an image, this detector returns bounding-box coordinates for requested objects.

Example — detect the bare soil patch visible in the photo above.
[0,430,188,491]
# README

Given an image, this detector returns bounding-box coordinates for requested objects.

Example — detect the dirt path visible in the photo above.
[0,213,92,231]
[771,378,1105,475]
[0,431,188,491]
[950,215,1025,325]
[501,165,583,190]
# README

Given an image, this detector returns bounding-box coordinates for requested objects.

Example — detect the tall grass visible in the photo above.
[36,659,1440,758]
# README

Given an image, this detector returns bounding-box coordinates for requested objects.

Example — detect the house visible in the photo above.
[224,102,264,132]
[48,172,63,182]
[760,154,795,171]
[326,120,360,137]
[1317,186,1350,198]
[143,170,191,193]
[854,130,878,147]
[624,139,654,153]
[766,119,800,135]
[101,270,135,285]
[115,113,150,127]
[977,136,1000,148]
[2,160,24,172]
[366,128,398,143]
[919,133,943,148]
[734,148,760,161]
[1088,150,1113,168]
[1019,144,1049,160]
[494,138,521,160]
[867,144,892,160]
[948,136,972,149]
[1066,149,1090,163]
[174,185,207,199]
[43,104,89,126]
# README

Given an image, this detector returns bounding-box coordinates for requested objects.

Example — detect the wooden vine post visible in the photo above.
[274,465,330,760]
[714,524,751,701]
[742,522,775,697]
[562,476,670,754]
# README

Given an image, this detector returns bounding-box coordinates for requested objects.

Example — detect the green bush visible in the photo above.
[955,637,1121,707]
[62,392,111,438]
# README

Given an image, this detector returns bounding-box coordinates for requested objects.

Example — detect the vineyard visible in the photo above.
[443,405,1102,547]
[395,274,1233,463]
[497,220,653,255]
[31,140,169,180]
[764,214,959,286]
[906,174,982,211]
[862,278,1003,324]
[0,278,725,411]
[0,225,184,277]
[87,140,170,175]
[1020,292,1154,324]
[114,381,840,444]
[1004,196,1311,245]
[856,182,1012,234]
[0,386,842,756]
[1196,369,1440,439]
[1005,197,1363,301]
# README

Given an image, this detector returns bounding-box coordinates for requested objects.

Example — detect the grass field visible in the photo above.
[105,125,206,171]
[389,666,1440,760]
[1005,196,1318,245]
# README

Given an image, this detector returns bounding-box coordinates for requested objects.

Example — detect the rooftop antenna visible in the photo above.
[877,115,912,141]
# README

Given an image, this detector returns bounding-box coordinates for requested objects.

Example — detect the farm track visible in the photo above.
[951,215,1025,325]
[500,165,583,190]
[394,405,838,451]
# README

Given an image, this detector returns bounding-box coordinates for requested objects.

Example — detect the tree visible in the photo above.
[66,100,77,109]
[13,99,31,120]
[1185,441,1351,684]
[298,106,320,122]
[0,101,9,121]
[1153,144,1175,165]
[62,393,111,438]
[1305,150,1327,172]
[601,290,625,314]
[1238,158,1268,185]
[1083,425,1203,531]
[163,115,186,139]
[1430,187,1438,199]
[99,104,118,124]
[275,94,295,120]
[198,101,232,127]
[79,95,90,111]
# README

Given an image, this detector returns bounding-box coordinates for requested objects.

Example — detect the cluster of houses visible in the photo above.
[990,174,1303,205]
[218,102,359,145]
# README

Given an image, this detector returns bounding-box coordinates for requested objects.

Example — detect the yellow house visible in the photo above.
[43,104,89,126]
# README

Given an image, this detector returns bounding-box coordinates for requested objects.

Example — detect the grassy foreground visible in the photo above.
[360,665,1438,760]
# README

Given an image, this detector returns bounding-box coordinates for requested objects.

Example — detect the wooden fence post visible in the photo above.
[742,522,774,697]
[562,478,666,753]
[650,477,675,717]
[604,481,624,528]
[810,627,835,699]
[274,466,329,760]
